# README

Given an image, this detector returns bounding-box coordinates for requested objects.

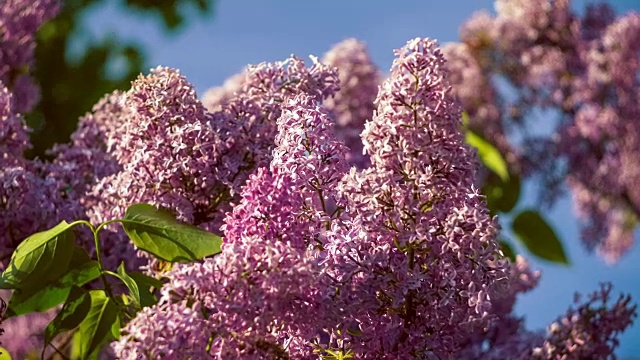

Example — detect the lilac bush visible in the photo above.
[0,0,637,358]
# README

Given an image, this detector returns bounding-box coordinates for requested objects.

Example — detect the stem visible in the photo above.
[91,221,118,300]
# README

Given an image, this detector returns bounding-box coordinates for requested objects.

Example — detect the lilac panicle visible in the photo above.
[113,35,636,359]
[116,169,330,358]
[532,283,637,359]
[87,57,337,272]
[113,299,212,360]
[47,91,125,217]
[93,57,338,230]
[0,85,79,263]
[320,37,508,358]
[0,84,30,161]
[448,0,640,261]
[0,0,60,113]
[322,38,380,168]
[117,93,350,358]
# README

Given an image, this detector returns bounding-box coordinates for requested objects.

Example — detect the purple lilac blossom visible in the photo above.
[0,290,56,359]
[114,35,636,360]
[445,0,640,262]
[321,38,379,168]
[115,94,348,358]
[0,0,60,114]
[532,283,637,359]
[0,84,78,265]
[320,37,509,358]
[87,57,338,272]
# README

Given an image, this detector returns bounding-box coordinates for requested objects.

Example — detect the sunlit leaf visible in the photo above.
[75,290,120,359]
[0,221,78,291]
[465,128,509,182]
[121,204,222,262]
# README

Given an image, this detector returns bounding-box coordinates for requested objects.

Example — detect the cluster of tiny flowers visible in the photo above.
[321,38,380,168]
[80,57,338,272]
[0,0,60,113]
[532,283,637,358]
[114,94,348,358]
[444,0,640,262]
[114,38,512,359]
[321,38,509,358]
[0,290,58,359]
[0,85,82,264]
[0,0,638,356]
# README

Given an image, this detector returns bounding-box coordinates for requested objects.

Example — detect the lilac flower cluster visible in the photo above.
[444,0,640,262]
[321,39,380,168]
[533,283,637,358]
[112,36,636,359]
[0,0,59,113]
[114,38,504,359]
[0,77,80,266]
[0,290,57,359]
[77,56,338,272]
[0,0,637,356]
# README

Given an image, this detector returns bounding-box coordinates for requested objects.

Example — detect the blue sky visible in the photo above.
[84,1,640,356]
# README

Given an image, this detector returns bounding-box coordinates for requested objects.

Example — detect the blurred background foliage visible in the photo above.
[26,0,215,159]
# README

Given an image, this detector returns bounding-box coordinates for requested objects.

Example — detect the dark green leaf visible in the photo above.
[0,221,78,291]
[5,246,100,317]
[128,272,163,308]
[483,171,521,213]
[511,210,569,265]
[6,286,70,318]
[499,240,517,262]
[465,128,509,182]
[122,204,222,262]
[76,290,121,359]
[44,287,91,348]
[106,263,141,307]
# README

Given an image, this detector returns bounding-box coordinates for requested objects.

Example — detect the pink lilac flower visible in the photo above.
[0,290,57,359]
[317,37,508,358]
[322,38,379,168]
[532,283,637,359]
[0,0,60,113]
[447,0,640,261]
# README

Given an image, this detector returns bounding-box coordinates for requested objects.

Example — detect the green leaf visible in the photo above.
[0,221,78,291]
[7,286,70,318]
[128,272,163,308]
[483,171,521,214]
[499,240,517,262]
[44,287,91,349]
[465,129,509,182]
[75,290,121,359]
[121,204,222,262]
[105,263,141,307]
[5,246,100,317]
[511,210,569,265]
[0,346,12,360]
